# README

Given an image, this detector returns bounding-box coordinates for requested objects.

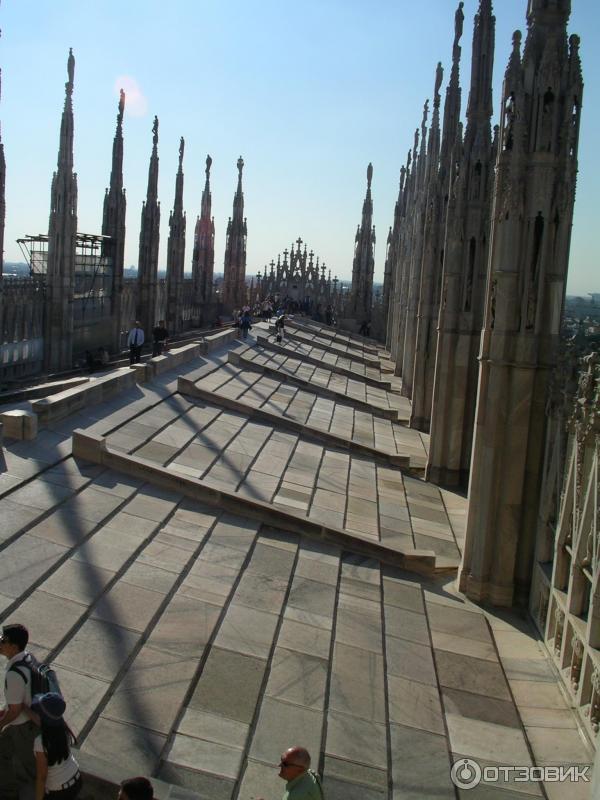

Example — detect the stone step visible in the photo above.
[229,346,409,423]
[72,428,439,576]
[272,325,383,368]
[255,334,394,390]
[288,317,384,354]
[178,377,414,471]
[75,393,457,565]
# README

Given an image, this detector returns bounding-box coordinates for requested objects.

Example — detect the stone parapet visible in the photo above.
[199,327,238,353]
[0,409,38,440]
[31,368,136,426]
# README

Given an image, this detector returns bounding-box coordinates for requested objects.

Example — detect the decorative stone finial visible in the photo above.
[454,2,465,49]
[421,100,429,131]
[67,48,75,93]
[435,62,443,98]
[178,136,185,168]
[367,162,373,189]
[237,156,244,177]
[118,88,125,121]
[152,116,159,146]
[512,30,522,51]
[569,33,580,53]
[205,154,212,178]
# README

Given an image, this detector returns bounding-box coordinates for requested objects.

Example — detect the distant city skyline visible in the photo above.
[1,0,598,294]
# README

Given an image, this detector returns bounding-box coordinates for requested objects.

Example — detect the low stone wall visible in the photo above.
[0,409,38,440]
[131,341,204,382]
[199,327,238,353]
[30,368,136,426]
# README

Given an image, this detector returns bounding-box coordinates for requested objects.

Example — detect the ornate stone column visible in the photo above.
[459,0,583,606]
[428,0,496,484]
[411,4,464,432]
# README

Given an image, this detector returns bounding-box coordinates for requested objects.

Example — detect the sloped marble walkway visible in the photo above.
[0,331,594,800]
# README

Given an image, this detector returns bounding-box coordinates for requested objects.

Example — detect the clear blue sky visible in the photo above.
[2,0,598,294]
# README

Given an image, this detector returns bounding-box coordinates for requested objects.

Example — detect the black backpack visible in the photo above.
[7,653,62,701]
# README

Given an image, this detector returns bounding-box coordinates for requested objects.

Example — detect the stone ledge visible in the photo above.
[132,342,205,382]
[31,368,137,426]
[71,429,436,578]
[0,409,38,440]
[255,335,393,390]
[178,376,412,470]
[199,328,238,354]
[227,349,406,423]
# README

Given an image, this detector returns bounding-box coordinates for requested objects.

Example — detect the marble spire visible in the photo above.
[44,48,78,371]
[102,89,127,353]
[166,137,187,334]
[191,154,215,313]
[222,156,247,309]
[137,116,161,337]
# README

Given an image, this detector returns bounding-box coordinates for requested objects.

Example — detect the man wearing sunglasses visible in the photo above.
[258,746,324,799]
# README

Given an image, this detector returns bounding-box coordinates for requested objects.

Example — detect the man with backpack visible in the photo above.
[0,624,37,800]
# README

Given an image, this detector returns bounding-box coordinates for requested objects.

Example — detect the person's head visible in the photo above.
[119,777,154,800]
[0,623,29,658]
[31,693,75,765]
[159,320,165,326]
[278,746,310,781]
[134,320,140,328]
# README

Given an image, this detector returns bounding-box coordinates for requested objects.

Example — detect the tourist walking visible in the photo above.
[31,693,81,800]
[239,310,252,340]
[152,320,169,357]
[127,322,144,365]
[0,624,38,800]
[275,313,285,343]
[256,746,323,800]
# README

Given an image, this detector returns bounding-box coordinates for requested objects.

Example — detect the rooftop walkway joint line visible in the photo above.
[0,321,592,800]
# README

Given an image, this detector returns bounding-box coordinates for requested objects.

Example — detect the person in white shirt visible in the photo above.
[127,322,145,365]
[0,623,37,800]
[30,693,80,800]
